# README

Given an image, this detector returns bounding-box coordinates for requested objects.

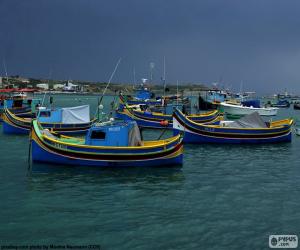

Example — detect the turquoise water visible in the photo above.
[1,95,300,249]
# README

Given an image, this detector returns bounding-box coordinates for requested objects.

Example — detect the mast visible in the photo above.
[96,58,122,122]
[163,56,166,97]
[149,62,155,84]
[3,59,9,85]
[133,66,136,86]
[176,80,179,106]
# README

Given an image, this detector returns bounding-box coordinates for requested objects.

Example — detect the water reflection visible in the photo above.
[28,162,185,191]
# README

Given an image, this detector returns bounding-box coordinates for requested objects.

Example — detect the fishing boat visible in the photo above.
[220,102,278,116]
[30,119,183,167]
[3,105,95,134]
[271,100,290,108]
[0,91,39,121]
[294,103,300,110]
[115,104,221,129]
[122,85,162,106]
[173,108,293,144]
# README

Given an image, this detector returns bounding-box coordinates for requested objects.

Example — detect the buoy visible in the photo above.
[160,120,169,126]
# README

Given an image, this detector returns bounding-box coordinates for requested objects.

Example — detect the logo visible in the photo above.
[269,235,298,248]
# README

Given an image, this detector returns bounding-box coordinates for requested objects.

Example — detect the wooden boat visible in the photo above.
[3,105,95,134]
[173,108,293,144]
[30,119,183,167]
[115,105,222,129]
[121,87,162,106]
[220,102,278,116]
[294,103,300,110]
[0,96,38,122]
[271,100,290,108]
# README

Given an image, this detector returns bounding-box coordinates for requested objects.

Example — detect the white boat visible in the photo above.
[220,102,278,116]
[295,128,300,136]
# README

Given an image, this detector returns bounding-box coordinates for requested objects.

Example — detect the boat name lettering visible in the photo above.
[108,127,120,132]
[54,143,67,149]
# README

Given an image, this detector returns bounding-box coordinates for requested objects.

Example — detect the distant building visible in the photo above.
[53,84,65,90]
[36,83,49,90]
[17,77,30,84]
[63,80,80,92]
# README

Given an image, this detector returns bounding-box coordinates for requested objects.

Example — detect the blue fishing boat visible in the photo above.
[120,90,162,106]
[173,108,293,144]
[0,96,37,121]
[115,104,221,129]
[271,100,290,108]
[30,119,183,167]
[3,105,95,134]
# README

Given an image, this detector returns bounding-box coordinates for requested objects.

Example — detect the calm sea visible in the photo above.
[1,95,300,249]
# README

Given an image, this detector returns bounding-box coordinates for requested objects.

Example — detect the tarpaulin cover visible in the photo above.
[128,123,143,146]
[61,105,90,124]
[226,112,267,128]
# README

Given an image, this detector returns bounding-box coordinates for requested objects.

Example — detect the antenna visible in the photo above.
[176,80,179,106]
[239,80,243,94]
[163,56,166,97]
[3,59,8,83]
[96,58,122,121]
[133,66,136,86]
[149,62,155,84]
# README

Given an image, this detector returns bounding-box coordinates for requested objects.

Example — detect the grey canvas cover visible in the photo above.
[226,112,267,128]
[128,123,143,146]
[61,105,90,124]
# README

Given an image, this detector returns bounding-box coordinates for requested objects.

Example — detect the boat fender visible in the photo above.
[160,120,169,126]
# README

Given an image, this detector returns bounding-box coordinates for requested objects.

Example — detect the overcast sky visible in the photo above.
[1,0,300,94]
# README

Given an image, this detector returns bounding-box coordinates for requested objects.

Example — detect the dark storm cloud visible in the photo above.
[1,0,300,94]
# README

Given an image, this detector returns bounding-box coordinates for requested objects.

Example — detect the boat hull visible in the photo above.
[30,122,184,168]
[294,104,300,110]
[115,109,221,129]
[173,109,292,144]
[2,109,93,135]
[221,102,278,116]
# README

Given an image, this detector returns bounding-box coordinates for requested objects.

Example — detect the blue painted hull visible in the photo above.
[3,121,29,134]
[115,109,220,129]
[173,129,292,144]
[3,120,88,135]
[127,99,162,106]
[115,111,172,129]
[2,108,93,135]
[173,108,293,144]
[31,140,183,168]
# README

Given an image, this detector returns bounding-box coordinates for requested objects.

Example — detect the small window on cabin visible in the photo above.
[39,111,51,117]
[13,99,23,108]
[90,130,106,140]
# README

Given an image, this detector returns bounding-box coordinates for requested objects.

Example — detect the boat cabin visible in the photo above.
[37,105,90,124]
[85,121,142,147]
[2,98,41,109]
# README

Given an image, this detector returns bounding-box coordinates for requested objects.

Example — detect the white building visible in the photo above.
[63,80,80,92]
[36,83,49,90]
[53,84,65,90]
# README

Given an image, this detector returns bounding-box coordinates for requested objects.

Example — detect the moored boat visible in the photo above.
[294,103,300,110]
[30,119,183,167]
[115,105,222,129]
[173,108,293,144]
[271,100,290,108]
[3,105,95,134]
[220,102,278,116]
[0,95,39,121]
